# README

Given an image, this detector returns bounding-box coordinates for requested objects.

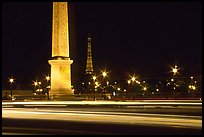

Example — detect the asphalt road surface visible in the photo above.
[2,100,202,135]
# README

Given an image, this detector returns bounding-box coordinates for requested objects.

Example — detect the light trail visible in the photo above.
[2,100,202,106]
[2,108,202,129]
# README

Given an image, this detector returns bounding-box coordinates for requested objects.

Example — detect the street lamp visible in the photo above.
[170,65,180,99]
[127,80,131,84]
[92,76,97,81]
[45,75,50,98]
[102,71,108,100]
[189,85,196,96]
[131,76,136,82]
[34,81,38,86]
[33,81,38,94]
[171,65,179,76]
[102,71,107,77]
[9,78,14,99]
[46,76,50,81]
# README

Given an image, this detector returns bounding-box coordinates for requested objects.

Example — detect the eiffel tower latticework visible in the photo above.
[85,33,94,75]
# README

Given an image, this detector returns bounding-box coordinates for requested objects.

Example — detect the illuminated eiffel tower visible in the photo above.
[83,33,94,93]
[85,33,94,75]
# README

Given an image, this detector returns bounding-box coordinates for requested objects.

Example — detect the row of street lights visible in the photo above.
[6,65,200,99]
[33,76,50,95]
[81,65,199,99]
[6,76,50,99]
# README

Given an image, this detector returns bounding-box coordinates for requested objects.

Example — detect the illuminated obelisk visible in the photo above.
[48,2,74,97]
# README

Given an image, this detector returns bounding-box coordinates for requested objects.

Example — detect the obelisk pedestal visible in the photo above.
[49,58,73,96]
[48,2,74,99]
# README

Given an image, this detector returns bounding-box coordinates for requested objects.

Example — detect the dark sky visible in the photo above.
[2,2,202,88]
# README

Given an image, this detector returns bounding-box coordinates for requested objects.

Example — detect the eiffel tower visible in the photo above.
[85,33,94,75]
[83,33,94,93]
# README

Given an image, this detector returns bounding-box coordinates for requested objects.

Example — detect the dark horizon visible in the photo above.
[2,2,202,89]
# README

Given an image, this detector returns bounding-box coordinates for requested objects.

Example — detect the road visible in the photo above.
[2,100,202,135]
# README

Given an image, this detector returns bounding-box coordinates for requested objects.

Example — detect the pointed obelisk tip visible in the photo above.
[88,33,91,38]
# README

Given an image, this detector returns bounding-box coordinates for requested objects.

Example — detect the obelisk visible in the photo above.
[48,2,74,97]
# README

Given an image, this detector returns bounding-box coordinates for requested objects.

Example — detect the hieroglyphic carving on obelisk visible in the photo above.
[48,2,74,96]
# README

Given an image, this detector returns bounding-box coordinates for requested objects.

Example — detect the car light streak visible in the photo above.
[2,100,202,106]
[2,108,202,129]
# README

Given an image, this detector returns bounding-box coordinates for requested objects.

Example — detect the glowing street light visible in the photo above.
[46,76,50,81]
[92,76,97,81]
[102,71,107,77]
[192,85,196,90]
[171,65,179,75]
[34,81,38,86]
[127,80,131,84]
[189,85,196,96]
[101,71,108,100]
[189,85,196,90]
[9,78,14,98]
[9,78,14,83]
[143,87,147,91]
[131,76,136,82]
[136,80,141,84]
[95,81,99,86]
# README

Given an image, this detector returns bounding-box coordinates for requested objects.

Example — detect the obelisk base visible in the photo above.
[48,58,74,99]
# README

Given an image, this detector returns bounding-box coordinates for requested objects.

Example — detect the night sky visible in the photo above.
[2,2,202,89]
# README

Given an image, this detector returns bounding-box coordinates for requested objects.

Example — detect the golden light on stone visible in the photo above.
[48,2,73,96]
